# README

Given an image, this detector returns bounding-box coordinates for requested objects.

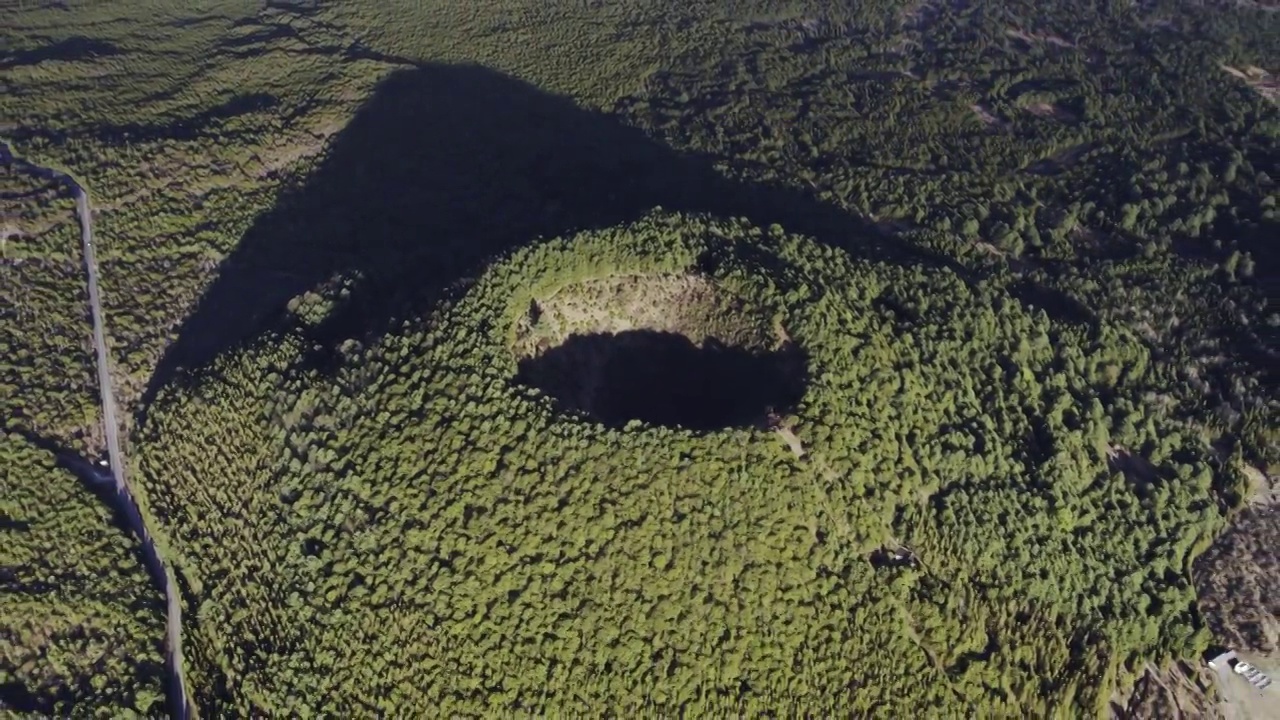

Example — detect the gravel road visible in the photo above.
[3,142,192,719]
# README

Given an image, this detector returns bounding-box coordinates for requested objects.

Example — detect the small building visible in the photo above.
[1209,650,1238,671]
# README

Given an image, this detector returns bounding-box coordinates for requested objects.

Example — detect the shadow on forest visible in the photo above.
[10,93,280,147]
[142,63,961,415]
[516,331,806,431]
[0,37,121,69]
[1010,280,1097,327]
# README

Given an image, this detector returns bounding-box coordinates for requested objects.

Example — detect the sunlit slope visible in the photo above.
[0,434,166,716]
[134,213,1229,715]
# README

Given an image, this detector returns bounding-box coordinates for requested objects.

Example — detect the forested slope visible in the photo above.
[2,0,1276,715]
[0,435,166,716]
[3,0,1273,456]
[1,154,167,715]
[132,214,1239,714]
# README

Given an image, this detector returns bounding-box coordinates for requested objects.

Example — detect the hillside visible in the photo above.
[0,434,166,716]
[133,213,1231,714]
[2,0,1277,716]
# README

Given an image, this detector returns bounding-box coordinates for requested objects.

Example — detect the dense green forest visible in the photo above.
[1,159,167,714]
[133,213,1235,714]
[0,434,166,716]
[2,0,1276,715]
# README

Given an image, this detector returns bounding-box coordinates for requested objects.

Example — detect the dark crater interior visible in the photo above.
[516,330,806,431]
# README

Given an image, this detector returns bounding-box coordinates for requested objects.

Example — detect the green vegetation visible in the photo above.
[1,157,166,714]
[0,434,165,717]
[134,213,1232,714]
[0,164,98,441]
[2,0,1276,715]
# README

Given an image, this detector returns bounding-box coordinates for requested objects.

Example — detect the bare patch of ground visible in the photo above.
[1233,462,1278,508]
[1025,101,1057,117]
[1006,27,1077,49]
[1180,467,1280,719]
[1209,653,1280,720]
[1222,65,1280,106]
[973,239,1036,273]
[1107,444,1162,485]
[1119,653,1279,719]
[849,69,919,83]
[1021,100,1077,122]
[970,102,1006,129]
[512,273,782,359]
[872,217,918,235]
[773,422,806,458]
[1,224,35,255]
[1195,477,1280,657]
[1114,661,1220,719]
[973,240,1004,258]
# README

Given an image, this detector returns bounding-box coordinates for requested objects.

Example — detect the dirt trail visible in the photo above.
[2,141,192,719]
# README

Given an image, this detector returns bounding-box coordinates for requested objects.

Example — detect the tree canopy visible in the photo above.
[132,213,1234,715]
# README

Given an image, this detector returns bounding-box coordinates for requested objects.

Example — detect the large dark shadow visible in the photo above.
[516,331,806,431]
[0,37,121,69]
[142,63,959,415]
[1009,279,1097,327]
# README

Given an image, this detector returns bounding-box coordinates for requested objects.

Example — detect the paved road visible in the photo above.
[3,142,192,718]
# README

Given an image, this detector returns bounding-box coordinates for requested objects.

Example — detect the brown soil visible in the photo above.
[1005,27,1077,49]
[1222,65,1280,106]
[512,273,778,358]
[1021,142,1093,175]
[1113,662,1221,719]
[1195,496,1280,656]
[1022,100,1077,122]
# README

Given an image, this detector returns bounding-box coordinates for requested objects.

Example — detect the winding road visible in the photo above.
[3,142,192,718]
